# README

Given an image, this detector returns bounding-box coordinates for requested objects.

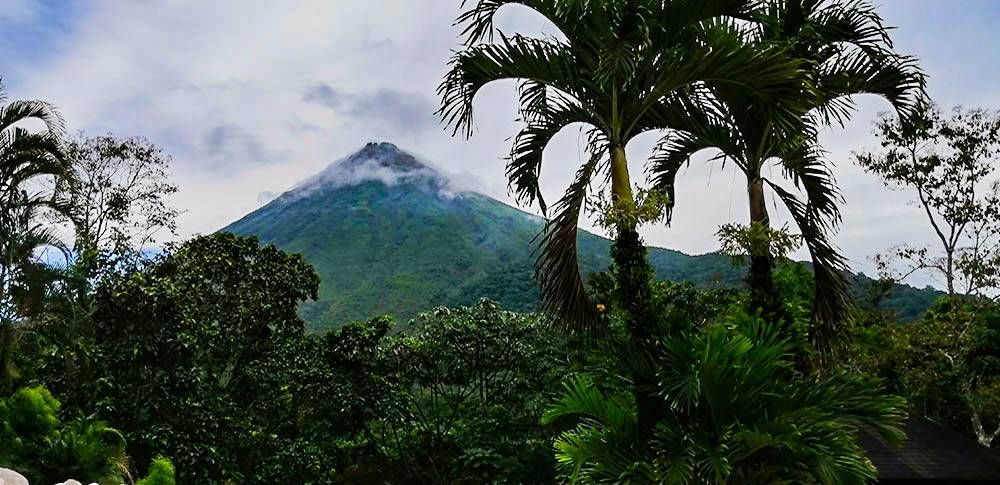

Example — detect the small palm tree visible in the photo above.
[544,313,907,484]
[439,0,808,440]
[649,0,925,351]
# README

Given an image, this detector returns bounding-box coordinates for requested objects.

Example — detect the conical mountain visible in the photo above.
[223,142,937,331]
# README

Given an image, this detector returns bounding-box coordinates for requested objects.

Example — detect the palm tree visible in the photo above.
[543,312,907,484]
[649,0,925,352]
[439,0,807,440]
[0,80,67,387]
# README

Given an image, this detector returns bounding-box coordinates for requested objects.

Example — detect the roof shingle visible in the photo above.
[861,417,1000,483]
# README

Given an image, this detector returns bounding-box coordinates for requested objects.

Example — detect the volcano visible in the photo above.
[223,142,937,331]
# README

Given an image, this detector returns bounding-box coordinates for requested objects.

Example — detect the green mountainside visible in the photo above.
[223,142,939,331]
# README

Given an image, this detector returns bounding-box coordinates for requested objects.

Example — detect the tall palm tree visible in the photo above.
[650,0,925,352]
[439,0,808,439]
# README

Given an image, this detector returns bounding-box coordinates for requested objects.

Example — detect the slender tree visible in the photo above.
[439,0,807,440]
[650,0,924,351]
[857,104,1000,300]
[856,104,1000,447]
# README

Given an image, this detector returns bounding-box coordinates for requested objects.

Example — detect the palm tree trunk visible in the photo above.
[609,145,661,445]
[748,177,780,322]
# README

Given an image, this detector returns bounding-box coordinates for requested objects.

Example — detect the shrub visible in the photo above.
[0,386,125,484]
[137,456,176,485]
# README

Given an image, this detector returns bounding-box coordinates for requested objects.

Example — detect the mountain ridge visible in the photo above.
[223,142,940,331]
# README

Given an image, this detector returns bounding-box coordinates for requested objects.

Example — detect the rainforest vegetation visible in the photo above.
[2,0,1000,483]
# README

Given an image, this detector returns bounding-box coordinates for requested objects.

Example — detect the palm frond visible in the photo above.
[764,180,850,356]
[507,98,593,214]
[534,151,602,333]
[647,129,727,225]
[0,128,67,192]
[637,27,808,138]
[804,0,894,55]
[775,139,842,224]
[0,98,65,135]
[455,0,577,46]
[439,33,583,137]
[542,374,636,430]
[548,312,907,484]
[814,49,925,125]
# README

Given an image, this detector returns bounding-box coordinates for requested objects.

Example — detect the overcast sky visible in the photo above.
[2,0,999,287]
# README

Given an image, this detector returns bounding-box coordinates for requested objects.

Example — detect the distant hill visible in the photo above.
[223,142,939,331]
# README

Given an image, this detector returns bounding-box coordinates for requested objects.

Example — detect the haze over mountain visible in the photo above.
[223,142,938,331]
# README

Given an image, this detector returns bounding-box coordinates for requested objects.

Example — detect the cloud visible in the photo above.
[303,83,437,137]
[302,84,340,109]
[204,124,271,164]
[257,191,278,205]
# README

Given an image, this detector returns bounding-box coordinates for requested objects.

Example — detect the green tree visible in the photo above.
[650,0,924,351]
[136,456,176,485]
[21,135,181,412]
[80,233,319,482]
[0,203,65,391]
[859,298,1000,447]
[250,316,396,482]
[368,300,569,484]
[439,0,805,443]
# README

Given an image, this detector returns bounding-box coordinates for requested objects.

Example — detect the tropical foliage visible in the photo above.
[1,80,68,395]
[856,298,1000,448]
[545,319,905,484]
[135,456,176,485]
[0,385,127,484]
[74,233,320,482]
[8,1,1000,484]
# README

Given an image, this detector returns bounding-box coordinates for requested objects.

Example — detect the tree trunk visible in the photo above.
[970,405,999,448]
[609,145,661,446]
[610,146,635,209]
[945,249,956,296]
[747,177,780,323]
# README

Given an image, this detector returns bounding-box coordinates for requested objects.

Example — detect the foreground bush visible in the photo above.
[544,312,906,484]
[0,386,126,484]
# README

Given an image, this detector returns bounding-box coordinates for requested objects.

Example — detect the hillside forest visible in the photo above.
[2,1,1000,484]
